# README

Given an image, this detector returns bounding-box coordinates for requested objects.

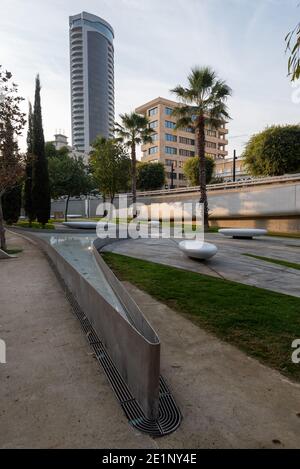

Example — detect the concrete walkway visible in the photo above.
[0,232,155,449]
[125,282,300,449]
[1,232,300,448]
[102,234,300,297]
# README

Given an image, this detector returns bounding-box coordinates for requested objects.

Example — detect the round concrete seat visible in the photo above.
[179,240,218,260]
[219,228,267,239]
[63,221,97,229]
[66,214,82,219]
[63,221,116,230]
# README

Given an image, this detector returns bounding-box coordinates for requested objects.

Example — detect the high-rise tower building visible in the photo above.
[69,12,115,154]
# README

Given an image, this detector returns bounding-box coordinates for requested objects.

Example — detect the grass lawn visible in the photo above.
[5,247,23,255]
[267,231,300,239]
[103,252,300,382]
[14,221,55,230]
[244,253,300,271]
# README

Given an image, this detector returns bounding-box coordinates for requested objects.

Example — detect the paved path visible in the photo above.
[0,232,155,449]
[1,232,300,448]
[102,234,300,297]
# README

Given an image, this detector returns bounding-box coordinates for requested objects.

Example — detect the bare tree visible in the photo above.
[0,66,26,250]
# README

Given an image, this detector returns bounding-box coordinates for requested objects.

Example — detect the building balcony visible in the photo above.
[71,41,83,48]
[218,127,229,134]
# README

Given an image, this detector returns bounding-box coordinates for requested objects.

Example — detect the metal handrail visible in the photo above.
[134,173,300,197]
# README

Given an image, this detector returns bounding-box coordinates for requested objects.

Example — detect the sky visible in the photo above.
[0,0,300,157]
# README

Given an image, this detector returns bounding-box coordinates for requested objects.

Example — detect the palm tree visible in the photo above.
[171,66,231,228]
[115,112,153,216]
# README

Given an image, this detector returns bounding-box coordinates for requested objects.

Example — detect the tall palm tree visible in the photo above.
[171,66,231,228]
[115,112,153,216]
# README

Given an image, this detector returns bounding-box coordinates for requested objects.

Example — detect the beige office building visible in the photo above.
[135,97,228,188]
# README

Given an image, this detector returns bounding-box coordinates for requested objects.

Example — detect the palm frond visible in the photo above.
[175,116,194,130]
[171,65,231,126]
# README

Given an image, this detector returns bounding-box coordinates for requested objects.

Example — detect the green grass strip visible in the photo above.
[103,252,300,382]
[5,248,23,255]
[267,232,300,239]
[244,253,300,271]
[14,221,54,230]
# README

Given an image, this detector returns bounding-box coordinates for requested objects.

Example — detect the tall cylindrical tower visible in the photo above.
[69,11,114,154]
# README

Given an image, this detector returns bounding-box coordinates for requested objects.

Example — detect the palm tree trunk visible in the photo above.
[131,143,137,218]
[0,194,7,251]
[197,116,209,229]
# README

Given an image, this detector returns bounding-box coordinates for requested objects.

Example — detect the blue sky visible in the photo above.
[0,0,299,156]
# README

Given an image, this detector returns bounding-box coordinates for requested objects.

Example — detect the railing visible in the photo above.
[135,173,300,197]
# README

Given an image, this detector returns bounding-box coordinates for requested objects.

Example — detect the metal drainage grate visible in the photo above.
[46,253,182,437]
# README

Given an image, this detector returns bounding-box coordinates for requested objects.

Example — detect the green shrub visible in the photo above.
[243,125,300,176]
[15,221,54,230]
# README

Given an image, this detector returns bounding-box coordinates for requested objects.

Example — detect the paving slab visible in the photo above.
[103,235,300,297]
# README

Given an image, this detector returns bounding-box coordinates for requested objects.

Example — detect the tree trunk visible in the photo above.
[64,195,70,222]
[102,194,108,217]
[197,116,209,229]
[0,195,7,251]
[131,143,137,218]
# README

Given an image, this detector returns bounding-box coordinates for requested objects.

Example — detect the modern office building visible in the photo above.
[135,97,228,188]
[69,12,115,154]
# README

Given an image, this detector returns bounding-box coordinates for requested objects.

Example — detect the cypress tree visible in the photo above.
[32,75,50,225]
[24,101,35,223]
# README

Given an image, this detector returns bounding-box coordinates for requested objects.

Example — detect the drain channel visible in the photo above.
[46,253,182,437]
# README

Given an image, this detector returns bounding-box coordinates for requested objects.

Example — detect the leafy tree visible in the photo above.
[115,112,153,215]
[286,22,300,81]
[45,141,57,159]
[137,162,165,191]
[57,146,70,158]
[243,125,300,177]
[183,156,215,187]
[49,154,91,221]
[210,176,224,185]
[31,75,50,226]
[45,142,69,159]
[24,101,35,223]
[90,137,131,204]
[0,66,26,250]
[171,66,231,227]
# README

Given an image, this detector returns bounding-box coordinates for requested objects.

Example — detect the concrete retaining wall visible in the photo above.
[50,181,300,232]
[17,232,160,420]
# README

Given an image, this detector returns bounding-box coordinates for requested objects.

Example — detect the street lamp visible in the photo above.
[170,162,175,189]
[232,149,238,182]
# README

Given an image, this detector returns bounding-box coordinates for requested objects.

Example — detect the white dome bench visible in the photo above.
[62,221,116,230]
[179,240,218,260]
[63,221,97,229]
[219,228,267,239]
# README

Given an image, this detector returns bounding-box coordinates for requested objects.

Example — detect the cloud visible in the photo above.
[0,0,299,156]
